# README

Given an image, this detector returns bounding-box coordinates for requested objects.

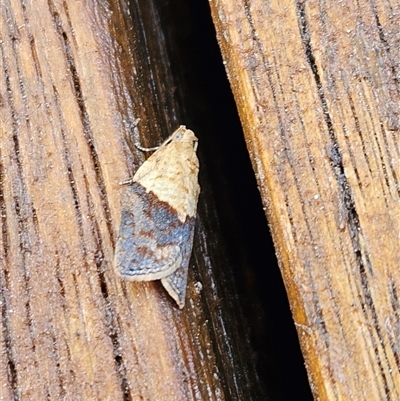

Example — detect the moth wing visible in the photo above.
[115,126,200,307]
[115,182,188,280]
[161,219,195,309]
[133,128,200,222]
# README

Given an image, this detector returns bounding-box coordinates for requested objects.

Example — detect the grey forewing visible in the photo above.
[115,182,195,278]
[161,222,195,307]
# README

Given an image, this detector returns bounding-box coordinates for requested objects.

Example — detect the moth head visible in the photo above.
[167,126,198,151]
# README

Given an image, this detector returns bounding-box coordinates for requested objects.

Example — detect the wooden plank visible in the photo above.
[209,0,400,400]
[0,0,265,399]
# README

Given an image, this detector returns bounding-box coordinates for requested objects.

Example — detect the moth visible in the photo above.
[114,126,200,308]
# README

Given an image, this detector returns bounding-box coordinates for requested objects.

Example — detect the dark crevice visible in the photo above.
[156,0,314,398]
[297,4,392,398]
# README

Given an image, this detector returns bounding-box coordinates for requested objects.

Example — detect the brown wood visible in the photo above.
[0,1,265,400]
[209,0,400,400]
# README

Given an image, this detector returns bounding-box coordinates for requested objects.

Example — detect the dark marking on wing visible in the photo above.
[115,182,195,281]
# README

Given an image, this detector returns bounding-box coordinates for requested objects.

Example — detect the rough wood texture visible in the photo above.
[209,0,400,400]
[0,1,264,400]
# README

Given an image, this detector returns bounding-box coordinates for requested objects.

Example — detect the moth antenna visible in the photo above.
[135,132,173,152]
[134,143,160,152]
[119,178,135,186]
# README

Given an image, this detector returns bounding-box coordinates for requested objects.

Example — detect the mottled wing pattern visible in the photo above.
[115,182,194,281]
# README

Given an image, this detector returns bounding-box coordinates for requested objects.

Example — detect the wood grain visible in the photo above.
[209,0,400,400]
[0,1,265,400]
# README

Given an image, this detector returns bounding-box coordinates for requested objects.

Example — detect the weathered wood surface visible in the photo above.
[209,0,400,400]
[0,1,265,400]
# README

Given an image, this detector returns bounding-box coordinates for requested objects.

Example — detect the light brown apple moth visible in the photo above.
[114,126,200,308]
